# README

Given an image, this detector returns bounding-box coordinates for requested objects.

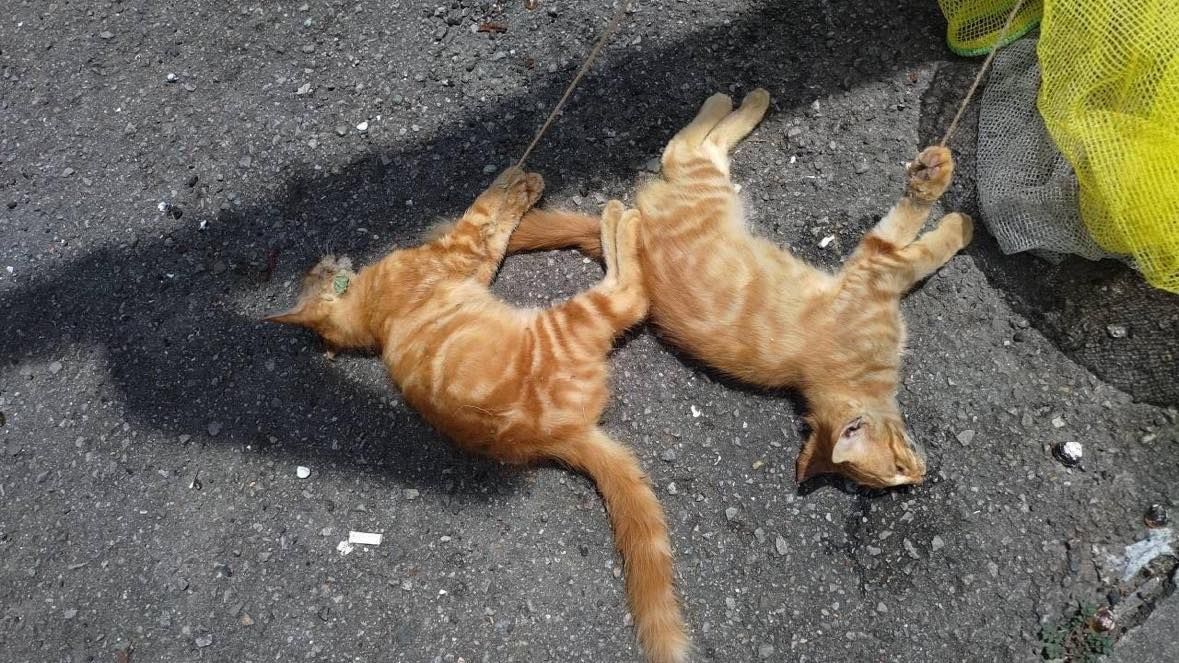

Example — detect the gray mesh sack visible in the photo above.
[976,38,1121,263]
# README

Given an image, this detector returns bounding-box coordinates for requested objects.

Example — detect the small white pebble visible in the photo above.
[775,535,789,556]
[348,531,382,546]
[819,234,836,248]
[356,120,369,132]
[295,466,311,479]
[690,405,702,418]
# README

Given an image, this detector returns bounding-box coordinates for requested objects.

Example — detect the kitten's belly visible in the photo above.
[643,228,811,387]
[388,310,606,458]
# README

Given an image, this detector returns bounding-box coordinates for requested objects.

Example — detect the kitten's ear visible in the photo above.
[796,434,831,483]
[831,416,871,465]
[263,305,314,327]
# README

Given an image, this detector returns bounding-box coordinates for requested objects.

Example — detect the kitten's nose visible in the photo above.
[906,436,928,481]
[907,435,927,464]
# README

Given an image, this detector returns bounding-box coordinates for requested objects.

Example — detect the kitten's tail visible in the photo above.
[508,208,603,258]
[555,429,689,663]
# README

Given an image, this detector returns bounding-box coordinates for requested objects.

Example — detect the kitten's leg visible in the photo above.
[441,167,543,283]
[867,146,954,247]
[478,168,545,257]
[606,209,646,313]
[595,201,647,326]
[509,208,603,258]
[536,203,647,358]
[889,212,974,291]
[660,93,733,180]
[705,88,770,153]
[598,202,622,277]
[594,202,650,330]
[670,93,733,147]
[661,90,768,183]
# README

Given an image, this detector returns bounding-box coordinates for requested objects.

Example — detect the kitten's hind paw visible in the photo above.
[905,146,954,203]
[740,88,771,115]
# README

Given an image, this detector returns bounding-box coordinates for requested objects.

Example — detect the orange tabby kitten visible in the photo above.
[508,90,973,489]
[265,169,688,663]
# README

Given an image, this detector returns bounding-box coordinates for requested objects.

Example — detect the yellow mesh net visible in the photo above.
[937,0,1043,56]
[1037,0,1179,293]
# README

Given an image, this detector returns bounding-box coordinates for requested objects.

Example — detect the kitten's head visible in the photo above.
[797,410,926,488]
[264,255,369,348]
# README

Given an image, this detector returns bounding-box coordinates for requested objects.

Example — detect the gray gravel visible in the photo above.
[2,1,1177,662]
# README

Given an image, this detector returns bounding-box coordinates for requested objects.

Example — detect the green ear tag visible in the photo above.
[332,273,350,295]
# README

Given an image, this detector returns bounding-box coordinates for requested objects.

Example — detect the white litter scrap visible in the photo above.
[336,540,355,556]
[348,531,382,546]
[819,234,836,249]
[1119,528,1174,582]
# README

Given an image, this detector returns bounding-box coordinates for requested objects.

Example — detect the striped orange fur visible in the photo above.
[509,91,974,489]
[265,169,689,663]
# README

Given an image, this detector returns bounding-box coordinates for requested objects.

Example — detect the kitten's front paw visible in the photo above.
[906,146,954,203]
[491,165,525,189]
[510,171,544,210]
[493,167,544,211]
[940,212,974,247]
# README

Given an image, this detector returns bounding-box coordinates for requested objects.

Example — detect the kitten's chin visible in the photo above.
[838,463,924,489]
[887,473,923,487]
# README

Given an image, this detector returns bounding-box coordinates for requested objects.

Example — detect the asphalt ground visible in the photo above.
[1,1,1176,661]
